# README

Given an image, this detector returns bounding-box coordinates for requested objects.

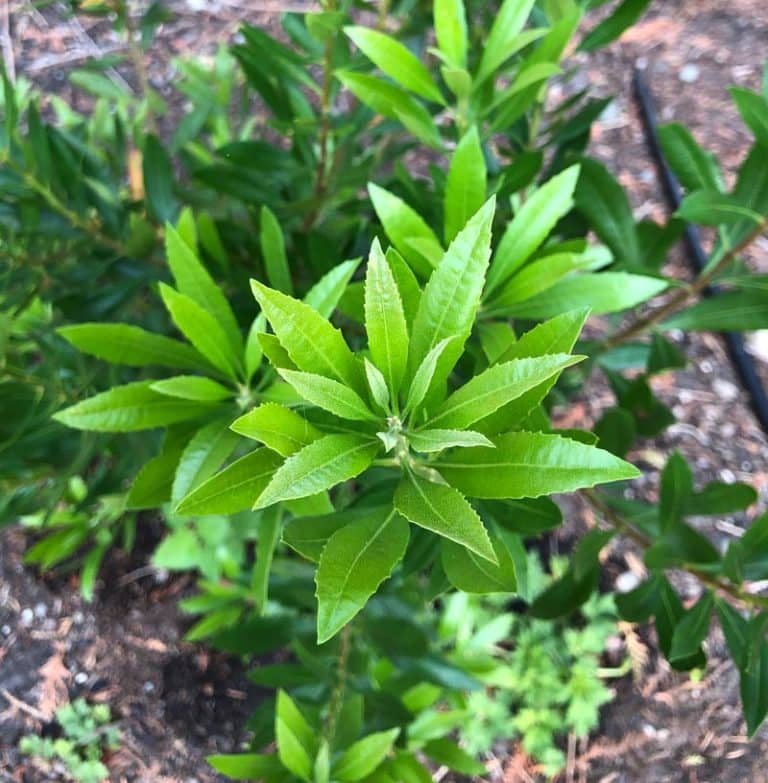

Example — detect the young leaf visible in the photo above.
[53,380,212,432]
[662,290,768,332]
[251,281,363,392]
[276,691,316,782]
[143,135,179,223]
[574,159,641,269]
[126,445,184,510]
[304,259,361,319]
[365,358,391,412]
[578,0,653,53]
[159,283,242,380]
[730,87,768,146]
[444,126,487,243]
[58,324,212,373]
[176,449,282,515]
[490,248,608,308]
[386,247,422,328]
[245,314,267,383]
[278,369,377,422]
[427,354,583,430]
[368,183,444,278]
[437,431,639,498]
[165,225,242,355]
[336,71,442,149]
[365,239,410,399]
[254,434,379,510]
[500,272,668,319]
[657,123,721,193]
[409,429,494,453]
[402,337,456,417]
[260,205,293,295]
[476,0,536,84]
[486,165,580,296]
[659,453,693,531]
[151,376,232,402]
[676,191,764,226]
[394,473,496,563]
[231,403,321,457]
[316,510,409,643]
[344,26,444,104]
[408,199,495,391]
[441,536,516,593]
[669,591,714,664]
[434,0,467,68]
[208,754,286,780]
[253,507,282,613]
[332,728,401,782]
[172,419,240,505]
[283,509,370,563]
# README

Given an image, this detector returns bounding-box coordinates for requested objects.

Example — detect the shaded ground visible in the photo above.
[3,1,768,781]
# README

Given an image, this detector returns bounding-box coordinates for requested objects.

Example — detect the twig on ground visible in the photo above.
[0,688,48,722]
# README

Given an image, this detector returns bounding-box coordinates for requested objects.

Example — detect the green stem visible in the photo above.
[303,0,338,232]
[121,1,157,134]
[603,217,768,350]
[323,624,352,744]
[582,489,768,611]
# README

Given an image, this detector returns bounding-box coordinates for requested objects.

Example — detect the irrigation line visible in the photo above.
[632,68,768,436]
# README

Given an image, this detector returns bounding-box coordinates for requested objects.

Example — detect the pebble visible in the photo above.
[699,359,714,374]
[1,624,11,637]
[72,611,85,625]
[74,672,88,685]
[722,422,737,438]
[19,608,34,626]
[143,681,156,694]
[616,571,641,593]
[712,378,739,402]
[720,468,736,483]
[34,602,47,619]
[679,64,701,83]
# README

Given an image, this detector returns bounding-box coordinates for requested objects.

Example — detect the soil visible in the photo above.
[3,1,768,782]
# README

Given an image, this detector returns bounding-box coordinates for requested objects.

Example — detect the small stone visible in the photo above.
[699,359,714,374]
[34,602,47,619]
[713,378,739,402]
[74,672,88,685]
[722,422,737,438]
[720,468,736,483]
[679,64,701,83]
[20,608,34,626]
[72,611,85,625]
[143,681,156,694]
[1,625,11,637]
[616,571,641,593]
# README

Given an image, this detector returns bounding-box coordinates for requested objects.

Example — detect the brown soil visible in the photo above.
[3,1,768,782]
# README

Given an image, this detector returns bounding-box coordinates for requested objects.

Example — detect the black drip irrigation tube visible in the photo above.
[632,68,768,436]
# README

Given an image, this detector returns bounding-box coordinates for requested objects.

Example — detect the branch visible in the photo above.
[603,217,768,349]
[582,489,768,611]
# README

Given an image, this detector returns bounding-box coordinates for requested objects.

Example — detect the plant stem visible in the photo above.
[122,0,157,134]
[582,489,768,611]
[323,624,352,744]
[603,217,768,349]
[15,165,125,255]
[303,1,338,232]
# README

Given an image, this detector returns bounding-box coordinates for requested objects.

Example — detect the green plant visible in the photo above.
[19,698,120,783]
[441,554,622,777]
[7,0,768,778]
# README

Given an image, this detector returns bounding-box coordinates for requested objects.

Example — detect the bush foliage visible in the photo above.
[4,0,768,779]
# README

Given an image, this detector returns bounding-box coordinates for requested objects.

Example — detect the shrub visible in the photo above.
[3,0,768,779]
